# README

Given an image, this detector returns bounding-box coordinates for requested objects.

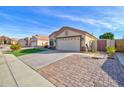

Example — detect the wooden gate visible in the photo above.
[97,40,106,51]
[116,40,124,52]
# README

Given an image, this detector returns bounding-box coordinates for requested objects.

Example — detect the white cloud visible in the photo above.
[35,7,124,31]
[34,7,114,29]
[0,12,13,20]
[0,11,56,30]
[56,14,113,29]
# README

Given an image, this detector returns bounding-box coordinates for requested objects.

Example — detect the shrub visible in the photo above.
[106,47,116,56]
[10,43,21,51]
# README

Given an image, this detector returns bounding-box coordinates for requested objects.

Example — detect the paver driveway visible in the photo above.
[37,54,124,87]
[19,50,73,70]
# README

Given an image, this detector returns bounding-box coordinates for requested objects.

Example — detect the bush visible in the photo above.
[10,43,21,51]
[106,47,116,56]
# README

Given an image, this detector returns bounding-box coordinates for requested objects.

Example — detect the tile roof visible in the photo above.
[33,35,49,41]
[0,36,11,40]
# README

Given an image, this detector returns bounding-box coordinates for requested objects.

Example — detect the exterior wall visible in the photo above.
[11,40,17,45]
[18,40,26,47]
[24,37,30,46]
[30,35,49,47]
[85,35,97,51]
[56,29,82,37]
[30,37,37,47]
[49,34,55,40]
[92,40,97,52]
[37,40,49,46]
[85,35,96,46]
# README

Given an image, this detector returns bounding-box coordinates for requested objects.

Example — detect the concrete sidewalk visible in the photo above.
[2,54,54,87]
[0,52,17,87]
[116,52,124,66]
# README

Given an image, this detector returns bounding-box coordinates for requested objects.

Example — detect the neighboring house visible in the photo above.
[49,26,97,52]
[11,38,18,45]
[30,35,49,47]
[18,35,49,47]
[24,37,30,46]
[18,39,27,47]
[18,37,31,47]
[0,36,11,45]
[0,36,17,45]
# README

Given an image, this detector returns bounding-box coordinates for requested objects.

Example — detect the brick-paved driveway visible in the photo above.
[37,54,124,87]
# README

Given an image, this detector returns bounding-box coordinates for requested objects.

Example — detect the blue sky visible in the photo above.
[0,6,124,39]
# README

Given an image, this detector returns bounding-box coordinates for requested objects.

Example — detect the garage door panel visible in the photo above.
[56,37,80,51]
[31,42,37,47]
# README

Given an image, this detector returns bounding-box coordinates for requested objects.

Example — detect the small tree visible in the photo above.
[10,43,21,51]
[99,32,114,40]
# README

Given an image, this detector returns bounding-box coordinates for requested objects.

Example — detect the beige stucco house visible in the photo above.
[49,26,97,52]
[18,35,49,47]
[0,36,17,45]
[18,39,27,47]
[18,37,30,47]
[30,35,49,47]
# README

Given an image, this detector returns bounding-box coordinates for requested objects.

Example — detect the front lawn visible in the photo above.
[11,48,46,57]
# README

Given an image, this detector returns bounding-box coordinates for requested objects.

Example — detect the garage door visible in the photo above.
[56,36,81,51]
[31,42,37,47]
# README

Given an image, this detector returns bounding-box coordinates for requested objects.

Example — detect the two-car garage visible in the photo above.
[56,36,81,51]
[49,26,97,52]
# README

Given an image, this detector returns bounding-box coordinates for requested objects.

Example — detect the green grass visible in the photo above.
[11,48,46,57]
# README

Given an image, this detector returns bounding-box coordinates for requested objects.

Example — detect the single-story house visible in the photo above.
[11,38,18,45]
[30,35,49,47]
[18,37,30,47]
[0,36,17,45]
[49,26,97,52]
[18,39,27,47]
[24,37,30,46]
